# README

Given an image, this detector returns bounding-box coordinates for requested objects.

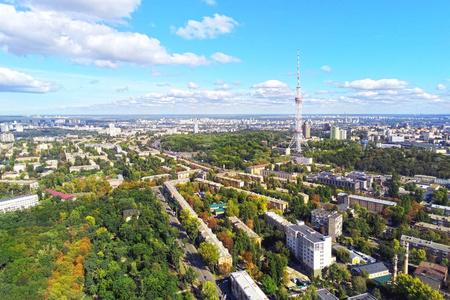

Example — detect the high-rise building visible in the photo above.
[311,209,343,242]
[330,126,339,139]
[0,123,9,132]
[193,122,199,134]
[330,126,347,140]
[286,220,332,277]
[109,123,116,137]
[302,121,311,139]
[0,133,14,143]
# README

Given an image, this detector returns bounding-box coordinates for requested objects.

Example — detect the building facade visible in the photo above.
[230,271,268,300]
[311,209,343,242]
[338,193,397,213]
[286,220,332,277]
[0,194,39,213]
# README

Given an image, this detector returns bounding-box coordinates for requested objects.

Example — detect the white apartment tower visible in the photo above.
[286,220,332,277]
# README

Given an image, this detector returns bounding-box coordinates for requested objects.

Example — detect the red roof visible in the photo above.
[248,163,271,169]
[43,189,76,200]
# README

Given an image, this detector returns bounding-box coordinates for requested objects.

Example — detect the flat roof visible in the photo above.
[347,293,378,300]
[0,193,37,203]
[401,235,450,252]
[353,262,389,275]
[287,223,329,244]
[317,288,339,300]
[348,194,397,206]
[312,208,342,219]
[231,271,268,300]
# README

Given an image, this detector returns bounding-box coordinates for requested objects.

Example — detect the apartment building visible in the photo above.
[229,216,262,246]
[401,235,450,262]
[286,220,332,277]
[230,271,268,300]
[264,211,292,232]
[338,193,397,213]
[0,194,39,213]
[311,209,343,242]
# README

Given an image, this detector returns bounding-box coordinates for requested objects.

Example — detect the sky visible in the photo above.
[0,0,449,115]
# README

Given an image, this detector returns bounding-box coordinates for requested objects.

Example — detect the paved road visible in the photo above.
[152,187,225,298]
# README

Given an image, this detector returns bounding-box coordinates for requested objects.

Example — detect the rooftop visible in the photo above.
[347,293,378,300]
[312,208,342,219]
[230,271,268,300]
[401,235,450,252]
[348,194,397,206]
[0,193,37,203]
[287,222,330,244]
[43,189,76,200]
[413,261,448,282]
[353,262,389,275]
[316,288,339,300]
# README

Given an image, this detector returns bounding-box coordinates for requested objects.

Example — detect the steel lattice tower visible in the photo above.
[288,51,307,152]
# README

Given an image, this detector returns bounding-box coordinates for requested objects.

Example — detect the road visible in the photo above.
[152,187,227,298]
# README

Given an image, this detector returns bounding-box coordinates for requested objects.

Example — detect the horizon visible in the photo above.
[0,1,449,115]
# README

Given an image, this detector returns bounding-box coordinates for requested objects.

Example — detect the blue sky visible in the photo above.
[0,0,448,115]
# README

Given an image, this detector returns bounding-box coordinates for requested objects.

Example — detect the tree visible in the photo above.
[410,249,427,264]
[201,281,218,300]
[336,248,350,264]
[372,288,382,300]
[198,242,220,268]
[302,285,318,300]
[391,273,443,300]
[260,274,277,295]
[185,267,198,285]
[352,276,367,296]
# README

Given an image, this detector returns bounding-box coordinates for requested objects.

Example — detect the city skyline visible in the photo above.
[0,0,449,115]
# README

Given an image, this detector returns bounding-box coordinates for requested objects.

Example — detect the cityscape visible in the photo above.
[0,1,449,300]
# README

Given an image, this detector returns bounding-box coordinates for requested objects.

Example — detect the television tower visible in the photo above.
[288,50,307,152]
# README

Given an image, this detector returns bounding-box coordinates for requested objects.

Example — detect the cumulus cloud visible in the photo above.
[187,82,199,89]
[438,84,448,90]
[211,52,241,64]
[314,90,337,95]
[15,0,141,21]
[320,65,332,73]
[175,14,238,40]
[0,4,210,67]
[215,84,232,91]
[338,78,408,90]
[202,0,217,5]
[252,80,288,89]
[0,67,56,93]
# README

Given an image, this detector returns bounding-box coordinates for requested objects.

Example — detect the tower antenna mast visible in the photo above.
[288,50,307,152]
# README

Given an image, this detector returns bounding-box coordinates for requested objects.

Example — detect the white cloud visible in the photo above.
[438,84,447,90]
[202,0,217,5]
[211,52,241,64]
[0,67,56,93]
[156,83,171,87]
[16,0,141,21]
[338,78,408,90]
[0,4,210,67]
[320,65,332,73]
[252,80,288,89]
[214,79,225,85]
[314,90,337,95]
[305,70,319,76]
[187,82,199,89]
[232,81,241,86]
[175,14,238,40]
[215,84,231,91]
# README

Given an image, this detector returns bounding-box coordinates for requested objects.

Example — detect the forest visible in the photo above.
[0,184,183,300]
[160,131,289,170]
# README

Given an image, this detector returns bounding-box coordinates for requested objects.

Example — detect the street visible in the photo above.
[152,187,228,298]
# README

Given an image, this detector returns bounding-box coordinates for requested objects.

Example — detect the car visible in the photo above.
[204,276,207,280]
